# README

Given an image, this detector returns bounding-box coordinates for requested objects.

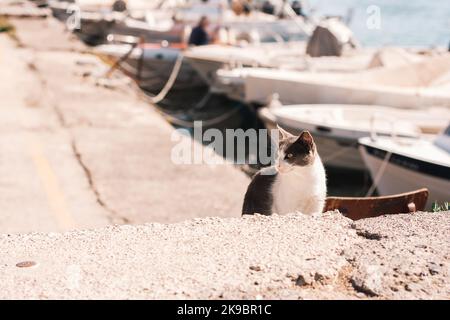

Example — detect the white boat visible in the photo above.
[258,103,450,171]
[93,5,310,94]
[184,41,306,93]
[359,124,450,208]
[184,17,359,91]
[220,53,450,108]
[48,0,280,45]
[215,49,377,101]
[48,0,193,45]
[48,0,170,20]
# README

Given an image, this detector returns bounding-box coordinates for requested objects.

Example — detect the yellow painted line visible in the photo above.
[28,135,76,231]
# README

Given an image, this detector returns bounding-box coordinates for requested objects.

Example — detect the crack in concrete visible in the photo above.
[26,52,68,128]
[70,140,130,225]
[26,48,131,225]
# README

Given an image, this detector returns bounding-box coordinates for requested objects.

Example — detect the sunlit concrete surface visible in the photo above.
[0,17,249,234]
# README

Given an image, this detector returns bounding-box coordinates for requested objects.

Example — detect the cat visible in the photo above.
[242,126,327,216]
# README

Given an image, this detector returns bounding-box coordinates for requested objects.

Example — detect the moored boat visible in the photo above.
[95,42,206,94]
[359,124,450,208]
[184,16,359,92]
[258,103,450,171]
[234,53,450,107]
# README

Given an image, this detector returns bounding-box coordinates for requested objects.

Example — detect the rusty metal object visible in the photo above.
[16,261,38,268]
[324,188,429,220]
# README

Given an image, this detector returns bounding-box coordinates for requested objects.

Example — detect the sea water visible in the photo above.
[308,0,450,48]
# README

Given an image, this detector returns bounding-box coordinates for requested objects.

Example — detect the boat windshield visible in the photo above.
[258,20,309,43]
[228,20,309,44]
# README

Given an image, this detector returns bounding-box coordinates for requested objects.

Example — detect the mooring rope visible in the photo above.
[365,150,392,197]
[146,52,185,104]
[99,44,247,128]
[321,141,358,165]
[101,42,185,104]
[127,78,245,128]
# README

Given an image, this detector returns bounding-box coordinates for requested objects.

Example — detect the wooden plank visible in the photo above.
[324,188,429,220]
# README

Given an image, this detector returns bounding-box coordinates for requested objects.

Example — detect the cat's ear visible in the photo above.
[296,131,314,148]
[277,124,293,140]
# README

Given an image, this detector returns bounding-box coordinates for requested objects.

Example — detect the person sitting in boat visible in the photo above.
[188,16,210,46]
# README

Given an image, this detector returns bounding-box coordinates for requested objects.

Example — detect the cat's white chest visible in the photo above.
[271,161,326,215]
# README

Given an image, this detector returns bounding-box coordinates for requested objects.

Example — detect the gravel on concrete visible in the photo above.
[347,212,450,299]
[0,211,448,299]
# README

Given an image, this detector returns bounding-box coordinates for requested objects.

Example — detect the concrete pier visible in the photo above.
[0,16,249,234]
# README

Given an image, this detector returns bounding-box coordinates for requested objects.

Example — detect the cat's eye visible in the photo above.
[286,153,293,159]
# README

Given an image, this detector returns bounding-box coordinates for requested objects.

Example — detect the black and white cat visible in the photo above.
[242,126,327,216]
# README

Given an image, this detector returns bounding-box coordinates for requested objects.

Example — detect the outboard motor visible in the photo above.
[306,18,357,57]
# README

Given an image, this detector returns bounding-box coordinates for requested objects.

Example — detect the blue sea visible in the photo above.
[307,0,450,48]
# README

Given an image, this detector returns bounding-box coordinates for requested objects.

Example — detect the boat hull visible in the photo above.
[77,19,184,46]
[119,56,206,94]
[98,46,207,94]
[185,57,225,87]
[359,142,450,208]
[258,107,366,170]
[245,71,450,108]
